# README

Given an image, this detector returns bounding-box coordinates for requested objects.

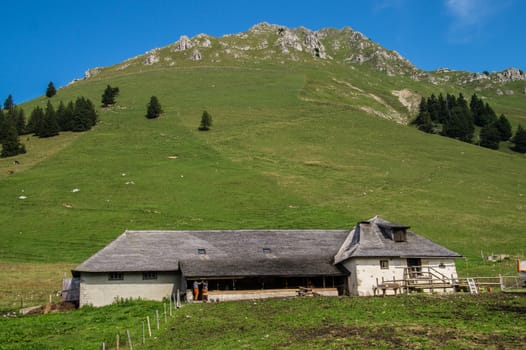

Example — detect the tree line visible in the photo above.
[0,94,98,158]
[411,93,526,153]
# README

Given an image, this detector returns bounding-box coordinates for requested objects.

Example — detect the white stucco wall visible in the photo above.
[79,272,181,307]
[343,258,458,296]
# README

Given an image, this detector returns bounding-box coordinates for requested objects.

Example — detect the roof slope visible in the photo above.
[334,216,461,264]
[74,230,350,278]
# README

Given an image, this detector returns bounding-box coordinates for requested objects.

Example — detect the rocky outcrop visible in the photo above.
[276,29,303,53]
[144,49,160,65]
[191,49,202,61]
[494,68,526,83]
[173,35,193,52]
[84,67,101,79]
[303,29,327,58]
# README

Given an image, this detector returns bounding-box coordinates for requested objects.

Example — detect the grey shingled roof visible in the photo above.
[334,216,462,264]
[73,230,350,278]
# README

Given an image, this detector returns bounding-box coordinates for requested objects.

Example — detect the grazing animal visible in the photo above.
[7,169,14,175]
[13,160,20,165]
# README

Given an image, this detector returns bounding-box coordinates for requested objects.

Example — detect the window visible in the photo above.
[197,248,206,255]
[143,272,157,280]
[263,248,272,254]
[380,260,389,269]
[108,272,123,280]
[393,229,407,242]
[438,262,445,269]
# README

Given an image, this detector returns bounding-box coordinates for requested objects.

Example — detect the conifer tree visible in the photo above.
[1,118,25,157]
[479,124,501,150]
[101,85,119,107]
[198,110,213,131]
[494,114,512,141]
[512,124,526,153]
[39,100,60,137]
[27,106,45,135]
[7,106,26,135]
[0,109,6,142]
[145,96,162,119]
[3,94,14,110]
[72,97,97,131]
[46,82,57,98]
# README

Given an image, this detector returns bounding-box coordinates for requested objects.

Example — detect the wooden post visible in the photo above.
[169,297,173,317]
[164,303,167,323]
[156,310,160,330]
[147,316,152,337]
[101,342,105,350]
[49,294,52,304]
[176,289,181,308]
[142,321,145,344]
[116,334,120,350]
[126,329,133,350]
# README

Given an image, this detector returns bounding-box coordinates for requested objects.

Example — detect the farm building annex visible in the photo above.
[71,216,461,306]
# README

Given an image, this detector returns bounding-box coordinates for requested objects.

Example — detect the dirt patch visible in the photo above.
[277,324,526,349]
[24,302,77,315]
[392,89,421,114]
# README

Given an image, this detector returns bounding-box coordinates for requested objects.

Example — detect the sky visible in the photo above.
[1,0,524,103]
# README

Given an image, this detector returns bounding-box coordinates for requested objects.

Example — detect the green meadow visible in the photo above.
[0,55,525,348]
[1,295,525,349]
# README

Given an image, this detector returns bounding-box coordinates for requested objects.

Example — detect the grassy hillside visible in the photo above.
[2,295,525,349]
[0,25,526,312]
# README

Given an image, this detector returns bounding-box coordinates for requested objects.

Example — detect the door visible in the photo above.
[407,258,422,278]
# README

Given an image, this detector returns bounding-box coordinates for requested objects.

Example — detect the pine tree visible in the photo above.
[470,94,486,126]
[198,110,213,131]
[39,100,60,137]
[479,124,501,150]
[27,106,45,135]
[3,94,14,110]
[0,109,6,142]
[145,96,162,119]
[46,82,57,98]
[493,114,512,141]
[512,125,526,153]
[1,118,25,157]
[7,106,26,135]
[72,97,97,131]
[442,105,474,143]
[101,85,119,107]
[435,94,447,124]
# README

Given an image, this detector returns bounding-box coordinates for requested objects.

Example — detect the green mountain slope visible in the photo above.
[0,24,525,277]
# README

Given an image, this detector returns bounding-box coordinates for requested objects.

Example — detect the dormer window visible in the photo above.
[393,229,407,242]
[197,248,206,255]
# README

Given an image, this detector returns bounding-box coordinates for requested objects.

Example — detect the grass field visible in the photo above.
[1,294,525,349]
[1,64,525,310]
[0,27,526,348]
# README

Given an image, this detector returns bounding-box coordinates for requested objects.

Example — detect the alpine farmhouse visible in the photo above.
[72,216,461,306]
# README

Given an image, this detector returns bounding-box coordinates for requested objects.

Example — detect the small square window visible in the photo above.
[143,272,157,280]
[109,272,123,280]
[380,260,389,269]
[197,248,206,255]
[263,248,272,254]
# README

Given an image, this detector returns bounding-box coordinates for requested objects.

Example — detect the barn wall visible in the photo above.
[79,272,181,307]
[343,258,459,296]
[343,258,406,296]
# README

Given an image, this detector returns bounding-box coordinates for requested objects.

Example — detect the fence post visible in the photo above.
[147,316,152,337]
[176,289,181,308]
[164,303,167,323]
[116,334,120,350]
[142,321,145,344]
[126,329,133,350]
[156,310,160,330]
[169,297,173,317]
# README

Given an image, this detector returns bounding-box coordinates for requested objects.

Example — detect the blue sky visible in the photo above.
[1,0,524,103]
